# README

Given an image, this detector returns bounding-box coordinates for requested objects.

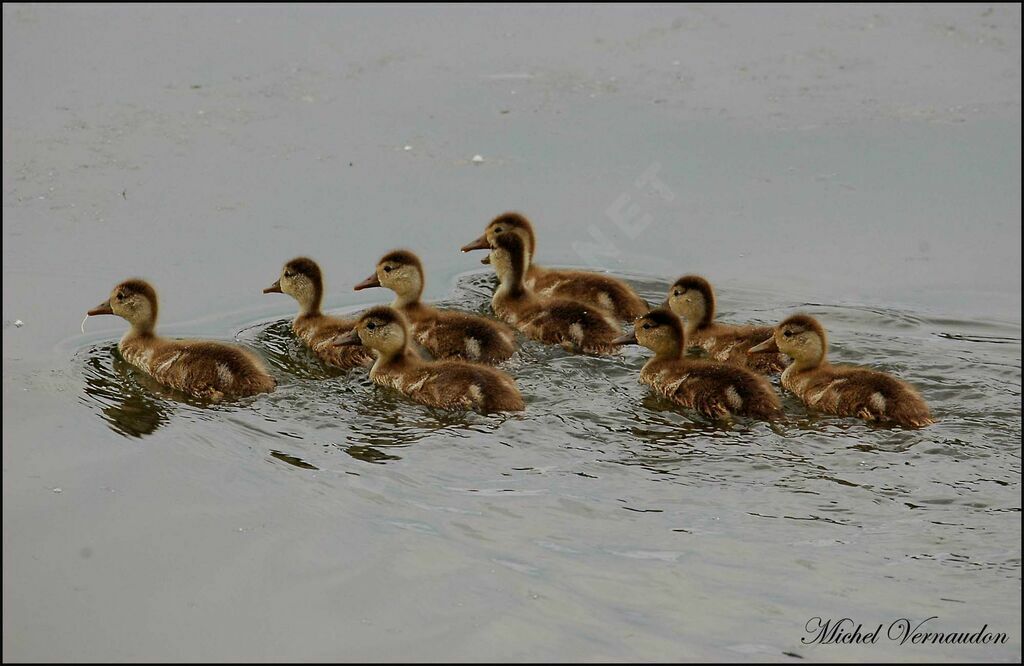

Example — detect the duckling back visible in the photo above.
[642,358,781,420]
[497,296,622,355]
[784,364,932,428]
[691,324,789,374]
[373,358,524,412]
[120,336,275,401]
[403,305,517,365]
[532,268,649,321]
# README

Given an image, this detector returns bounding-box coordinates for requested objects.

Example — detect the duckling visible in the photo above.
[353,249,516,365]
[264,257,373,370]
[666,275,789,374]
[461,211,648,321]
[749,314,933,428]
[613,308,781,420]
[333,306,524,412]
[87,279,275,401]
[485,232,622,355]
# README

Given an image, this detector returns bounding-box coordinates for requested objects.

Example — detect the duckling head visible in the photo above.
[354,249,424,307]
[666,275,715,335]
[333,306,409,358]
[613,308,685,359]
[265,257,323,314]
[462,212,536,264]
[488,232,529,293]
[88,279,159,334]
[750,313,827,369]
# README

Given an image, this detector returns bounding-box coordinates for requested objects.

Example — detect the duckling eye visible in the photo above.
[494,227,503,233]
[116,292,125,301]
[383,266,393,273]
[366,322,377,331]
[284,271,294,278]
[673,290,681,297]
[642,323,652,330]
[783,330,793,338]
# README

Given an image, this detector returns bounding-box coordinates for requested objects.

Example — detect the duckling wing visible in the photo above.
[398,362,523,412]
[152,340,275,398]
[536,270,648,320]
[650,360,779,419]
[525,301,620,355]
[826,366,932,427]
[412,311,516,364]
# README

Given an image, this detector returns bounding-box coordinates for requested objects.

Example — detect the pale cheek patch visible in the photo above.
[568,323,585,344]
[465,337,481,360]
[869,392,887,413]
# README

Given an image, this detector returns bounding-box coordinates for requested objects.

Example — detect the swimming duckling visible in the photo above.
[461,212,648,321]
[264,257,373,370]
[486,232,622,355]
[353,249,516,364]
[666,275,788,374]
[87,279,275,401]
[333,306,524,412]
[749,314,932,428]
[614,309,781,420]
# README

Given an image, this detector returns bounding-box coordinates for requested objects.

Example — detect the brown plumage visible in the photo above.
[333,306,524,412]
[353,249,516,364]
[461,211,648,321]
[666,275,788,374]
[615,309,781,420]
[750,314,933,428]
[264,257,373,370]
[485,232,622,355]
[87,279,275,401]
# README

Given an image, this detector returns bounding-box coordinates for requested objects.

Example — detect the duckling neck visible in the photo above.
[496,277,527,300]
[792,354,825,372]
[654,347,684,362]
[128,320,157,338]
[391,286,423,309]
[498,256,529,299]
[371,345,418,372]
[298,290,323,317]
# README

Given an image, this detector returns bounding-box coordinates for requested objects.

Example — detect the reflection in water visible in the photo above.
[345,445,402,464]
[80,347,170,438]
[270,450,319,470]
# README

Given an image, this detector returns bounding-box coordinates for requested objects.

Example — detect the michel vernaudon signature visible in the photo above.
[802,617,1009,646]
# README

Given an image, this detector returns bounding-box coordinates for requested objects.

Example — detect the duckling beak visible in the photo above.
[87,300,113,316]
[263,280,282,294]
[611,331,638,346]
[332,329,362,347]
[748,337,779,354]
[353,273,381,291]
[461,235,489,252]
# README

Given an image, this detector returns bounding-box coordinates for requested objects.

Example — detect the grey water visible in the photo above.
[3,4,1021,662]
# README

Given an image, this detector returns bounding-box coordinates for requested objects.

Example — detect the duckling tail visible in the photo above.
[887,391,933,428]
